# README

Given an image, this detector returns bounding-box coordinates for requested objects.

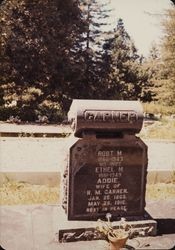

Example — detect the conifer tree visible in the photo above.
[159,5,175,106]
[101,18,149,101]
[77,0,111,99]
[140,43,161,102]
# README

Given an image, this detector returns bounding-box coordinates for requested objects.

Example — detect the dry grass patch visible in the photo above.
[0,180,59,205]
[146,183,175,200]
[140,120,175,140]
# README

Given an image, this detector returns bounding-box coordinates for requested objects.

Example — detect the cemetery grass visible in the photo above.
[0,180,59,205]
[0,180,175,205]
[143,102,175,115]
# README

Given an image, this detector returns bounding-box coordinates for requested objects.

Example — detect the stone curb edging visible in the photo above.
[0,170,174,187]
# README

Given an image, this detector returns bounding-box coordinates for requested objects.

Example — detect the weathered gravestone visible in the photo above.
[66,100,147,220]
[59,99,157,242]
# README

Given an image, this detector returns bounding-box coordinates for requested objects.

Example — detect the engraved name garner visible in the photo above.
[84,110,138,122]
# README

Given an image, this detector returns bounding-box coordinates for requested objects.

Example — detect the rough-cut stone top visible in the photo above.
[68,99,143,137]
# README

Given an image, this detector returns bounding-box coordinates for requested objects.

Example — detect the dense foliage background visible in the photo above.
[0,0,175,122]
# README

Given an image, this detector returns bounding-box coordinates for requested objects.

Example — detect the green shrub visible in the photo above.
[0,106,19,121]
[36,105,65,123]
[0,104,65,123]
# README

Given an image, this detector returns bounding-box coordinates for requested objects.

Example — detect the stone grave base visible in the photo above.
[58,208,157,243]
[1,202,174,250]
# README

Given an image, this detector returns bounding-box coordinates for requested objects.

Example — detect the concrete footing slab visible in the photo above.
[58,211,157,243]
[0,201,174,250]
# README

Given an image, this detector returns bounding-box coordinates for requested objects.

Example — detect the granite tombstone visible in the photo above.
[65,100,147,221]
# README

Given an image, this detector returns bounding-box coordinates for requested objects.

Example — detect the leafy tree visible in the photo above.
[0,0,86,120]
